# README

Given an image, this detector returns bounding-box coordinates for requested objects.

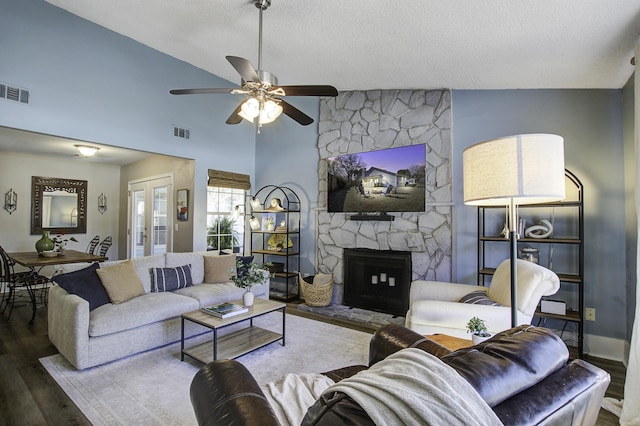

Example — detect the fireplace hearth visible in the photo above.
[343,248,412,316]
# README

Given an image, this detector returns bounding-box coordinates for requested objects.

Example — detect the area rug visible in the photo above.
[40,312,372,425]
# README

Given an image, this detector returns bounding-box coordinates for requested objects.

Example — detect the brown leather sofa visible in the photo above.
[190,324,610,425]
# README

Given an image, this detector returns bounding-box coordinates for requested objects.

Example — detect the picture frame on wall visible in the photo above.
[177,189,189,221]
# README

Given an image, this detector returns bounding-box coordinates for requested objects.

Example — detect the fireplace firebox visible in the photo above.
[343,248,411,316]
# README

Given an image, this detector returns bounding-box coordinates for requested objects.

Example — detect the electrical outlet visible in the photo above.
[585,308,596,321]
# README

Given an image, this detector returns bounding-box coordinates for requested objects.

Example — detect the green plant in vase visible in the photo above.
[229,259,272,307]
[466,316,492,344]
[53,234,79,255]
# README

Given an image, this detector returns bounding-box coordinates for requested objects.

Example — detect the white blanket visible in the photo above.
[261,373,335,426]
[327,348,503,426]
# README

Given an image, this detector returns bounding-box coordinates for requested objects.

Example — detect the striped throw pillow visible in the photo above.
[150,264,193,292]
[458,290,502,306]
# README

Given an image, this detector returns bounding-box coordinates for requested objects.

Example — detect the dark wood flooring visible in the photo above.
[0,299,627,425]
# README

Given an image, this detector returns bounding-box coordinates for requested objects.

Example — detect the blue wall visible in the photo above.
[452,90,626,340]
[0,0,257,250]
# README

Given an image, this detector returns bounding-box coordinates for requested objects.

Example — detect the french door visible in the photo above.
[128,175,173,258]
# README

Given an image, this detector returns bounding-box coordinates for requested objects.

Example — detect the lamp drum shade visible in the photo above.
[463,134,566,206]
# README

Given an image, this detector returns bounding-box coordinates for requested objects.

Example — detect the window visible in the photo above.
[207,170,251,254]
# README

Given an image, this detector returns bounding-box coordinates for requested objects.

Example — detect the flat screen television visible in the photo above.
[327,144,426,213]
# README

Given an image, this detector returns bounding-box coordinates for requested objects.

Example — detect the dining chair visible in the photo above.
[86,235,100,254]
[0,245,50,321]
[98,236,112,257]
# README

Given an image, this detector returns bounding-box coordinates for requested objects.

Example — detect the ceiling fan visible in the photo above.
[170,0,338,129]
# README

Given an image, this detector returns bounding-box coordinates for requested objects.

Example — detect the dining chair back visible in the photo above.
[86,235,100,254]
[0,245,50,320]
[98,236,112,257]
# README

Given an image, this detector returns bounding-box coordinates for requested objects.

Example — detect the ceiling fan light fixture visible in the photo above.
[74,144,100,157]
[239,98,260,122]
[259,100,283,124]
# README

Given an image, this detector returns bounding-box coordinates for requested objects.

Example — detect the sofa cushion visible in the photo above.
[166,252,206,284]
[175,283,245,307]
[458,290,501,306]
[440,325,569,407]
[98,254,166,292]
[88,292,200,337]
[150,264,193,292]
[96,259,146,304]
[203,255,237,283]
[52,262,110,311]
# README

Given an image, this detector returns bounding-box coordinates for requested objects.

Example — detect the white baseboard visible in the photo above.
[584,333,628,364]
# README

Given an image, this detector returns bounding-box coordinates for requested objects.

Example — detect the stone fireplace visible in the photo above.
[343,248,411,316]
[316,89,453,306]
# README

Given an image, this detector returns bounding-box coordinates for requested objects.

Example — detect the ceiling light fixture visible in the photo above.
[75,144,100,157]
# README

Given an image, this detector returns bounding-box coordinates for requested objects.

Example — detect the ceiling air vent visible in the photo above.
[0,82,30,104]
[173,125,190,140]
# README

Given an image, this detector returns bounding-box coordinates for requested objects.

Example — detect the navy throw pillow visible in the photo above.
[53,262,110,311]
[150,264,193,292]
[236,255,254,278]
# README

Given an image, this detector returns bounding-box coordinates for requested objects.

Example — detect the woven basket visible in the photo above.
[299,273,334,307]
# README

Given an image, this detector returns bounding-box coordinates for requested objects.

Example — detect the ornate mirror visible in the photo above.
[31,176,87,235]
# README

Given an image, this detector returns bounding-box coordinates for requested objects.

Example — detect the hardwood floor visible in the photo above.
[0,298,627,425]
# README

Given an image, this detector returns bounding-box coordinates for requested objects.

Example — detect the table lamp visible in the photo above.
[463,134,565,327]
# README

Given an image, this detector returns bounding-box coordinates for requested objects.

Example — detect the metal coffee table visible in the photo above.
[181,298,286,364]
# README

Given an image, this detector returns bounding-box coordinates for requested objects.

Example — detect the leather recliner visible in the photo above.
[190,324,610,426]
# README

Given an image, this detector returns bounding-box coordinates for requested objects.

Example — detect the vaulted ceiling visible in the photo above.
[45,0,640,91]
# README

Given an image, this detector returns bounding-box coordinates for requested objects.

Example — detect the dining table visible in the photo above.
[8,249,108,324]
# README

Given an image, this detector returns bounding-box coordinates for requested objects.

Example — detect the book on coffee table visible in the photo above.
[201,302,248,319]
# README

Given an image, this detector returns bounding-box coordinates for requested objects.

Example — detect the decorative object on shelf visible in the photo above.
[35,230,55,253]
[52,234,79,255]
[98,193,108,214]
[229,259,272,307]
[4,188,17,214]
[275,220,287,231]
[267,198,284,211]
[525,219,553,239]
[466,316,491,345]
[518,247,539,264]
[177,189,188,221]
[249,215,261,230]
[261,213,276,231]
[464,133,565,327]
[74,144,100,157]
[267,234,293,251]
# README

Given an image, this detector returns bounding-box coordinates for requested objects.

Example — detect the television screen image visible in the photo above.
[327,144,426,213]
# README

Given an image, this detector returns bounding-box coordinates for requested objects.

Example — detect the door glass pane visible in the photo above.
[133,190,145,258]
[152,186,168,255]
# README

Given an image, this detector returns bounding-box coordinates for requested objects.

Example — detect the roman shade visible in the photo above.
[207,170,251,190]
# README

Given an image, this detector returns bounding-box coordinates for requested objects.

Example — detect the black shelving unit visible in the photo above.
[477,170,584,357]
[250,185,301,302]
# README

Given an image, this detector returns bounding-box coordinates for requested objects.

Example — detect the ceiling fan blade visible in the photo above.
[280,99,314,126]
[170,88,234,95]
[226,56,261,83]
[226,103,244,125]
[278,85,338,97]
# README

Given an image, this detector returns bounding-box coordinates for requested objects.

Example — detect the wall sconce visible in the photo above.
[98,193,107,214]
[249,215,260,231]
[250,196,262,210]
[4,188,17,214]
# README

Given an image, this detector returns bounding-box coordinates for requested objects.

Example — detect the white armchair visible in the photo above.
[405,259,560,339]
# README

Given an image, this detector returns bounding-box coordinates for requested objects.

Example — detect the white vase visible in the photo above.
[243,290,254,307]
[472,333,492,345]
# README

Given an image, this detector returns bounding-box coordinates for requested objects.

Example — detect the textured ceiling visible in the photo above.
[45,0,640,90]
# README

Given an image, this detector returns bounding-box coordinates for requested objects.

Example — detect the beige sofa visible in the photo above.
[48,252,269,370]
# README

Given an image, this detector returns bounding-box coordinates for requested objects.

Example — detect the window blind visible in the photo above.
[207,170,251,190]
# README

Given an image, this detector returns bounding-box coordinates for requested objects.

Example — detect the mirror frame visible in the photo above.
[31,176,87,235]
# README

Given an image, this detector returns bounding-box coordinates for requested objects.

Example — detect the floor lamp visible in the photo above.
[463,134,566,327]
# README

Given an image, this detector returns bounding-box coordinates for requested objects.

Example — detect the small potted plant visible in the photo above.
[53,234,79,255]
[466,316,492,344]
[230,260,272,307]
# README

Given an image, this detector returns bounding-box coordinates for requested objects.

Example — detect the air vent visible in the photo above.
[173,125,190,140]
[0,82,30,104]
